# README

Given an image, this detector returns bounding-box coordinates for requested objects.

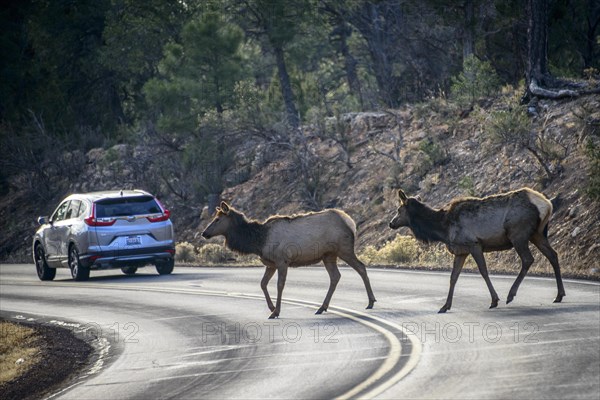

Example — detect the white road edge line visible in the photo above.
[352,267,600,286]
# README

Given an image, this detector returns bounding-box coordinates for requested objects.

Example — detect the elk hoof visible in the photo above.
[438,305,450,313]
[268,311,279,319]
[506,294,514,304]
[315,307,326,315]
[489,299,499,309]
[553,294,564,303]
[366,299,376,309]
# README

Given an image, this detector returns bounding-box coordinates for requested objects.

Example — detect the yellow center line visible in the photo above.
[2,281,422,399]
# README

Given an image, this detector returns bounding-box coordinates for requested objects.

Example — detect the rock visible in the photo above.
[111,144,130,157]
[86,147,105,163]
[16,358,24,365]
[571,227,581,238]
[568,205,580,218]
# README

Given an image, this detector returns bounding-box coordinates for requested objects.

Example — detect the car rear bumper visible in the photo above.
[81,246,175,269]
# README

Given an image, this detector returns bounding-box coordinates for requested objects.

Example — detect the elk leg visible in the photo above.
[316,256,341,314]
[471,247,500,309]
[439,254,467,313]
[261,266,277,312]
[340,253,376,309]
[507,241,534,304]
[531,233,565,303]
[269,264,288,319]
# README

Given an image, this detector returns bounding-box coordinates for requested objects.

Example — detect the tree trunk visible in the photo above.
[350,2,399,108]
[462,0,475,61]
[524,0,599,101]
[338,21,364,109]
[526,0,549,88]
[273,45,299,129]
[584,0,600,69]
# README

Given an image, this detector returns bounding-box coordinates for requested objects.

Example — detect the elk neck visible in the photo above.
[407,200,448,244]
[224,210,269,257]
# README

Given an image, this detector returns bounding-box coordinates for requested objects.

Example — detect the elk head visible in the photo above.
[202,201,233,238]
[389,189,410,229]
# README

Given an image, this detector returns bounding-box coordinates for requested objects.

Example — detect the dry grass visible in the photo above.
[175,241,197,263]
[176,242,261,266]
[197,243,260,266]
[359,235,454,267]
[0,321,40,385]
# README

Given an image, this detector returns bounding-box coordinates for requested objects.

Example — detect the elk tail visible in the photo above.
[336,210,358,239]
[543,194,561,238]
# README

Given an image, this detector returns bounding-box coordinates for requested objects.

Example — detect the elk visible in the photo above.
[201,202,376,318]
[389,188,565,313]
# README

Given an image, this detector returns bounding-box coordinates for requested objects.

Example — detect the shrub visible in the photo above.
[175,242,197,263]
[483,98,567,181]
[418,243,453,266]
[451,55,501,107]
[380,235,420,263]
[359,245,381,265]
[197,243,237,264]
[418,139,448,166]
[486,107,531,144]
[458,176,476,196]
[359,235,420,265]
[413,139,448,177]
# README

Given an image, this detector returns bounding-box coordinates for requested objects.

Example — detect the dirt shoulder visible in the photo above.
[0,318,93,400]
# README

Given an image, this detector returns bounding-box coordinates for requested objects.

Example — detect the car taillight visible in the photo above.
[85,217,116,226]
[147,209,170,223]
[148,198,170,223]
[84,203,116,226]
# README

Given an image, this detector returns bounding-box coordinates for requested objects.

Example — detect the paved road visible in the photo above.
[1,264,599,399]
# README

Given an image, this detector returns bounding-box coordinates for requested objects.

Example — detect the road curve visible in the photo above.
[1,264,598,399]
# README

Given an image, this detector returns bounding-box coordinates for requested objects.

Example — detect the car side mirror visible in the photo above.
[38,216,49,225]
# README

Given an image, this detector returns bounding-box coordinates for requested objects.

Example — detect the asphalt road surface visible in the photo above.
[1,264,599,399]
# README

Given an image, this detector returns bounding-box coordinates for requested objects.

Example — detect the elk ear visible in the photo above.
[220,201,230,214]
[398,189,408,204]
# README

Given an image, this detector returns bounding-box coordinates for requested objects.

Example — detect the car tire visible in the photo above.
[69,246,90,281]
[34,243,56,281]
[155,259,174,275]
[121,267,138,275]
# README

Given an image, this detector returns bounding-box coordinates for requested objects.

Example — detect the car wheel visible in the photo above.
[121,267,138,275]
[155,259,174,275]
[69,246,90,281]
[34,243,56,281]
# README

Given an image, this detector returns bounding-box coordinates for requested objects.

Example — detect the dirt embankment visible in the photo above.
[1,93,599,278]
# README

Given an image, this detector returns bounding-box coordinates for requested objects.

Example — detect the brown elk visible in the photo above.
[201,202,376,318]
[389,188,565,313]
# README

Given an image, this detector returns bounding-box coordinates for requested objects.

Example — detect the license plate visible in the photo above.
[126,236,141,246]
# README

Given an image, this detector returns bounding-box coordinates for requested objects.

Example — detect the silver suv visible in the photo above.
[33,190,175,281]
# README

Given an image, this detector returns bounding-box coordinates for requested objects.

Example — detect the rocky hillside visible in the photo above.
[1,92,599,278]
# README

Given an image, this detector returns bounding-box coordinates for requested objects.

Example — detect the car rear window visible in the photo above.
[95,196,162,218]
